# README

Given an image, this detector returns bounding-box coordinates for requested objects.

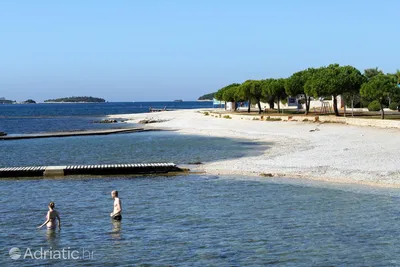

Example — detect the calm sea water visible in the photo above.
[0,101,213,134]
[1,175,400,266]
[0,131,269,167]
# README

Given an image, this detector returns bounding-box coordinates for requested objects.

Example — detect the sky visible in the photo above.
[0,0,399,102]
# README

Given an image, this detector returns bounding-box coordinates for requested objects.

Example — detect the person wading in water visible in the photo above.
[38,202,61,230]
[110,190,122,220]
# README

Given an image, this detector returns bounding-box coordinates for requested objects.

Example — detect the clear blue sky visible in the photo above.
[0,0,399,102]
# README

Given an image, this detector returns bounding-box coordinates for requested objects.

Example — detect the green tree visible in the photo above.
[364,67,383,80]
[214,89,224,101]
[260,79,273,109]
[267,78,287,113]
[360,74,397,119]
[215,83,240,109]
[249,80,264,114]
[237,80,254,113]
[341,66,366,116]
[387,73,400,107]
[222,84,242,110]
[305,64,363,116]
[285,69,314,115]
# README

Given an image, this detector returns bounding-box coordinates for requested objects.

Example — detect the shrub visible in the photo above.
[223,115,232,119]
[368,100,381,111]
[204,111,209,116]
[266,117,282,121]
[389,102,398,111]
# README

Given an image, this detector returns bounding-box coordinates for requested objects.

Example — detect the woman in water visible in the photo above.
[38,202,61,230]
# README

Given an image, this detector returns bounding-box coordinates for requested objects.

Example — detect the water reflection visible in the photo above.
[45,229,60,249]
[110,220,121,240]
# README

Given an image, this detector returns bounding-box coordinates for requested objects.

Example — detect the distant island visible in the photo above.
[44,96,106,103]
[174,99,183,102]
[0,97,15,104]
[198,92,215,101]
[22,99,36,104]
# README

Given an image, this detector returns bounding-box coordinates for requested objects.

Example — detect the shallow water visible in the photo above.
[0,116,130,135]
[0,131,270,167]
[1,175,400,266]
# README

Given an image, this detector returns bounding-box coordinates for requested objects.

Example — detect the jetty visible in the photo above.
[0,163,184,178]
[0,128,155,140]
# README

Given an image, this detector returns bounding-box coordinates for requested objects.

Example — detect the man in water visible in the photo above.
[110,190,122,220]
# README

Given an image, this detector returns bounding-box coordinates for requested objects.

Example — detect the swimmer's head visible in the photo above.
[111,190,118,198]
[49,202,55,209]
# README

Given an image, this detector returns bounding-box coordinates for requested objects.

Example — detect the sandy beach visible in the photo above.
[110,109,400,187]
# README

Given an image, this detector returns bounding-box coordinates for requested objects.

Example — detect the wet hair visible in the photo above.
[112,190,118,197]
[49,202,55,209]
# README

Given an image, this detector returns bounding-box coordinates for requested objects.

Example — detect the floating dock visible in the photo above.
[0,163,183,178]
[0,128,155,140]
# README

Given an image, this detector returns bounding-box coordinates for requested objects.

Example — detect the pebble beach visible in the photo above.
[110,109,400,187]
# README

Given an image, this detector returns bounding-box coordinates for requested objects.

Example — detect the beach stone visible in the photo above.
[138,119,168,124]
[93,119,118,123]
[260,173,273,177]
[188,161,203,165]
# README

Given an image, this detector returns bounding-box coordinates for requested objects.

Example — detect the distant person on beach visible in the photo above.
[38,202,61,230]
[110,190,122,220]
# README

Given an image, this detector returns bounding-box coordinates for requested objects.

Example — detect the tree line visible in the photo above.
[198,92,215,100]
[214,64,400,119]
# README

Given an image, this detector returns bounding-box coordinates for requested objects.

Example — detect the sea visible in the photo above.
[1,102,400,266]
[0,101,213,134]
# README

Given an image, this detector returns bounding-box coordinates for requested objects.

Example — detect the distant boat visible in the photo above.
[174,99,183,102]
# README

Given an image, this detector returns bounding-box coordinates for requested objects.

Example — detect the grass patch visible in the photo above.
[203,111,209,116]
[223,115,232,119]
[266,117,282,121]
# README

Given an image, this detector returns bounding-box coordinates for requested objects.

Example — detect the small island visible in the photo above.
[44,96,106,103]
[0,97,16,104]
[22,99,36,104]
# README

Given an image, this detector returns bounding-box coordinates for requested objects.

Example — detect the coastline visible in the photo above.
[109,109,400,188]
